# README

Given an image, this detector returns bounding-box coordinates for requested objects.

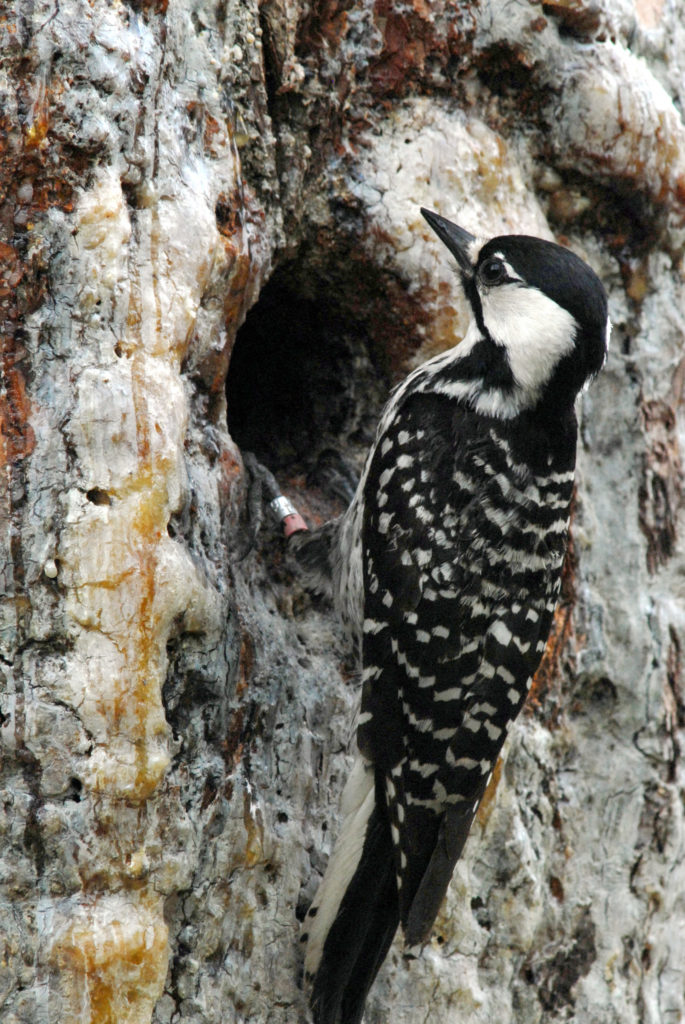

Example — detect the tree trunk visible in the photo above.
[2,0,685,1022]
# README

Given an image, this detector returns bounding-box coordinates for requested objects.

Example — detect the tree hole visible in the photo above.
[67,777,82,802]
[86,487,111,506]
[226,261,391,495]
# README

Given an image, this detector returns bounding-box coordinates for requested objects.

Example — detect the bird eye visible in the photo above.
[480,257,506,286]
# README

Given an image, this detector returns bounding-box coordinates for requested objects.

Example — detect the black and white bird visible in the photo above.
[281,209,610,1024]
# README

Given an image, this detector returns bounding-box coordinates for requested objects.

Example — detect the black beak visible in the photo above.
[420,208,476,275]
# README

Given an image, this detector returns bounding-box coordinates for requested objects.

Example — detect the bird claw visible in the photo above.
[242,451,282,504]
[238,452,275,559]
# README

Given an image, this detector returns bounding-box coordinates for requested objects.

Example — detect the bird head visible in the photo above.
[421,208,610,416]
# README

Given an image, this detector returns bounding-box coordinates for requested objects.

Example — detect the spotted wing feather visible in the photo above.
[359,390,571,940]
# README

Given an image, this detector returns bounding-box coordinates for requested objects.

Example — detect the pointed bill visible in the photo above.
[420,208,477,274]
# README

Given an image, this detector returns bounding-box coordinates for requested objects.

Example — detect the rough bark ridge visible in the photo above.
[1,0,685,1022]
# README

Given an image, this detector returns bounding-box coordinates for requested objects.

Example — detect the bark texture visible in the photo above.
[2,0,685,1022]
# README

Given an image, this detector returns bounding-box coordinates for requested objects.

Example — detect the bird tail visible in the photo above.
[303,759,399,1024]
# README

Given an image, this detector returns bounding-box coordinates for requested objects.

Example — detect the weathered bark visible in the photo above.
[2,0,685,1022]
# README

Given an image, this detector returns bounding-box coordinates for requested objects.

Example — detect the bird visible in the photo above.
[269,208,610,1024]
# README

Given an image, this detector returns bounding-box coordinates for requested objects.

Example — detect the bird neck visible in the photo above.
[506,402,578,476]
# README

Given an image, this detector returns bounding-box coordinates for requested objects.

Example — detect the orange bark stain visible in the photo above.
[0,361,36,467]
[52,899,168,1024]
[0,236,35,467]
[120,355,171,801]
[476,757,503,828]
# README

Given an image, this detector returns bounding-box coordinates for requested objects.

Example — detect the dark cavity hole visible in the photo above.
[226,263,389,485]
[86,487,111,506]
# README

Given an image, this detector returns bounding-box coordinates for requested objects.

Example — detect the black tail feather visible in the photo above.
[338,896,398,1024]
[310,805,399,1024]
[403,804,476,947]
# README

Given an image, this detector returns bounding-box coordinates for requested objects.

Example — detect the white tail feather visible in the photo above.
[304,757,375,978]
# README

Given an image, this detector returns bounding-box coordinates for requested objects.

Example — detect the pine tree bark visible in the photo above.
[2,1,685,1022]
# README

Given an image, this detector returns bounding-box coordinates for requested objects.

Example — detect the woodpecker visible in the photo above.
[273,210,610,1024]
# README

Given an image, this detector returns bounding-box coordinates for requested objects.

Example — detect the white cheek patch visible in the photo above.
[480,284,577,402]
[450,316,482,357]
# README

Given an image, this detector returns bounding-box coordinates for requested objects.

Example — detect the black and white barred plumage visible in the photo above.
[296,209,610,1024]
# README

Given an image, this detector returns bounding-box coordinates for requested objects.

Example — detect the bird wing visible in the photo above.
[358,392,558,942]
